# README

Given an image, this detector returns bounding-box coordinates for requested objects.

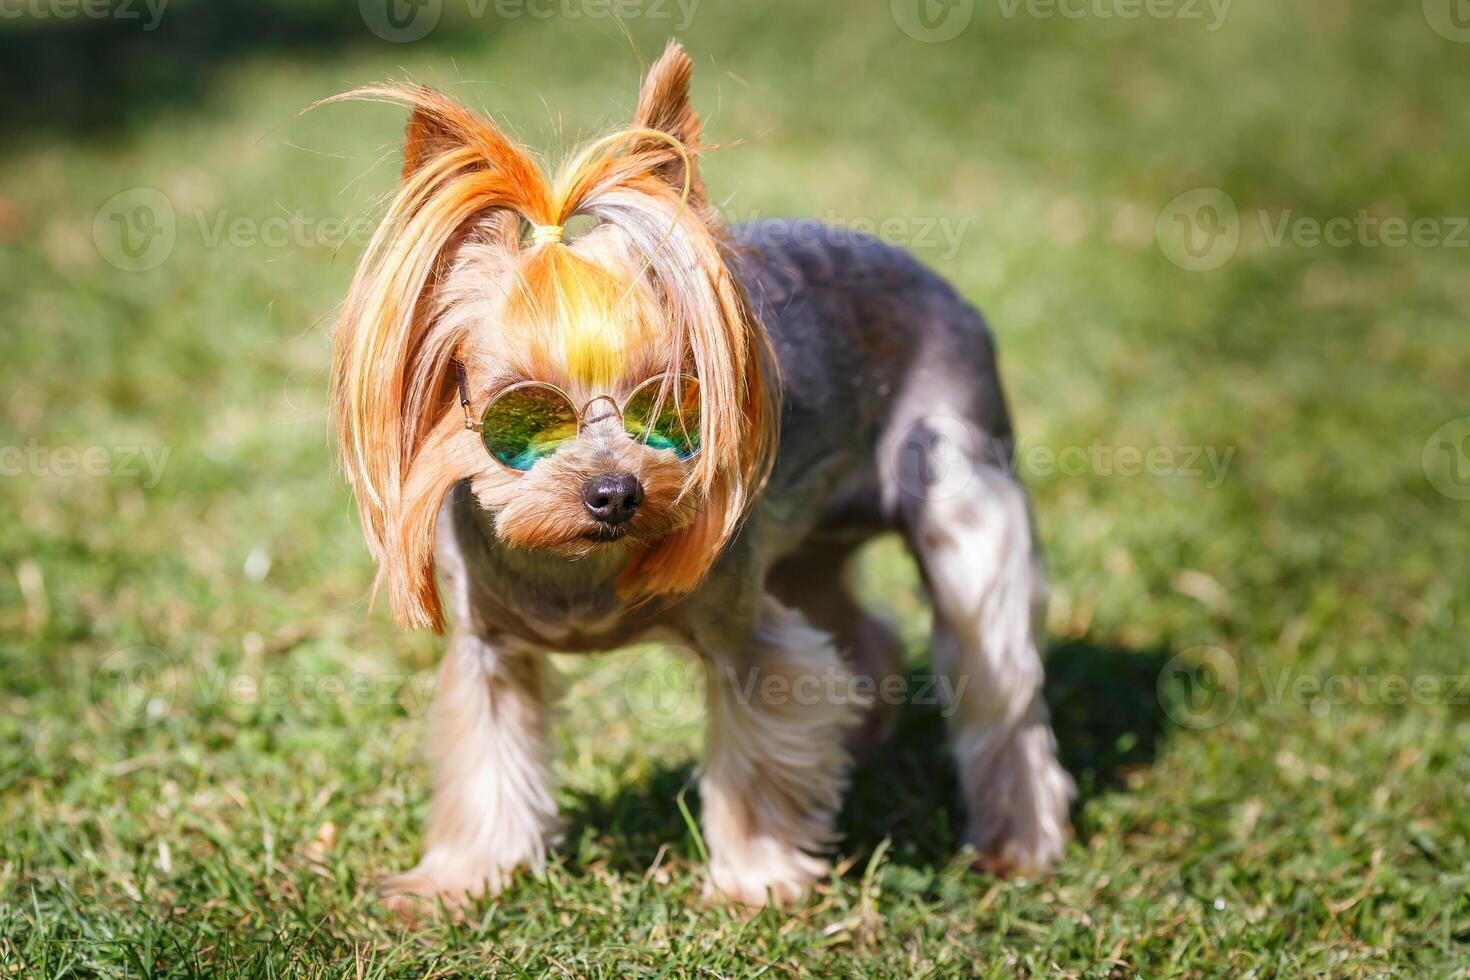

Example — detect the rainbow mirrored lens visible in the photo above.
[480,384,580,472]
[624,375,701,459]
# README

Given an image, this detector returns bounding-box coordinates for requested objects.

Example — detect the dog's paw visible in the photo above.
[964,804,1071,879]
[378,858,513,921]
[704,848,829,907]
[969,837,1062,879]
[963,745,1074,877]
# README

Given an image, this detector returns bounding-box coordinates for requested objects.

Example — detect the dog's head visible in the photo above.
[331,42,778,631]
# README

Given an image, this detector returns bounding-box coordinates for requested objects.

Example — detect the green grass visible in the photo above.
[3,0,1470,974]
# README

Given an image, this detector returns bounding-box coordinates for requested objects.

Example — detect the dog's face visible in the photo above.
[450,232,698,560]
[330,43,777,630]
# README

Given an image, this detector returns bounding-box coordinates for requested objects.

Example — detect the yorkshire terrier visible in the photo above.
[330,41,1073,907]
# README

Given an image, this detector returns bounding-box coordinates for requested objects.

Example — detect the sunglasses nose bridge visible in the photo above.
[578,394,624,428]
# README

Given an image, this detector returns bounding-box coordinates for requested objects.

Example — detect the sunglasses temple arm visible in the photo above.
[454,359,476,430]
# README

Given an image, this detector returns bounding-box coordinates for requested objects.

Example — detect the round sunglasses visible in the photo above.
[456,363,702,473]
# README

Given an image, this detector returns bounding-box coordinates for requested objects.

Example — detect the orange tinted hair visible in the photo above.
[327,43,778,630]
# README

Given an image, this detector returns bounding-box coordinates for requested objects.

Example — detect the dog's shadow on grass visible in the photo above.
[841,638,1172,868]
[559,764,701,878]
[562,638,1172,877]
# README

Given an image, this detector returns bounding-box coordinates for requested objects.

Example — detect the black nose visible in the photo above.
[582,473,643,525]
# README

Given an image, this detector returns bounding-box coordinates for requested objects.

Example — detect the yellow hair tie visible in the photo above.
[531,224,564,245]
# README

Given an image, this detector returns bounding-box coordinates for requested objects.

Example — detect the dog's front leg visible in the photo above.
[382,632,556,906]
[697,596,861,906]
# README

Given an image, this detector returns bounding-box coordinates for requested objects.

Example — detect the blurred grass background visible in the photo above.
[2,0,1469,974]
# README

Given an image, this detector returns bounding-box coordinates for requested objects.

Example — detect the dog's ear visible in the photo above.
[392,85,546,199]
[401,96,521,250]
[633,40,702,148]
[331,84,551,631]
[630,41,709,209]
[398,84,483,182]
[402,101,459,181]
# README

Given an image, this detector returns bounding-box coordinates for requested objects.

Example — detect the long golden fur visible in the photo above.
[328,43,778,631]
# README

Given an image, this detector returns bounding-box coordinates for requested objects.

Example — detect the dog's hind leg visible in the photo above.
[766,539,906,757]
[892,423,1074,874]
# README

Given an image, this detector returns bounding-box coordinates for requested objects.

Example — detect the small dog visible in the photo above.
[331,41,1073,907]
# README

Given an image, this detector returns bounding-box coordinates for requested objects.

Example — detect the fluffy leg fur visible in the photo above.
[381,632,557,905]
[697,596,861,905]
[900,451,1074,874]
